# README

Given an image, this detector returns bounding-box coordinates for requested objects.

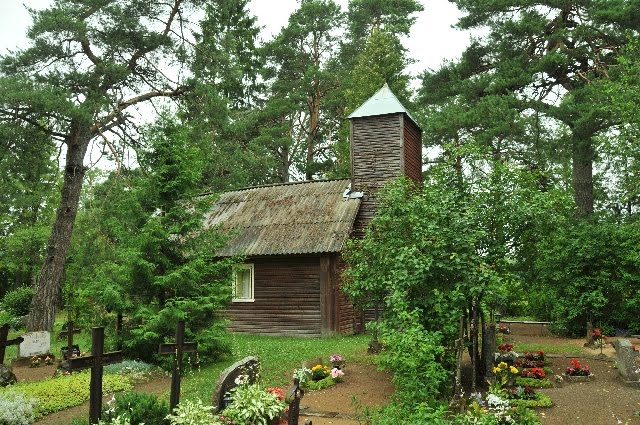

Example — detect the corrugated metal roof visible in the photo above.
[204,179,361,256]
[348,83,420,128]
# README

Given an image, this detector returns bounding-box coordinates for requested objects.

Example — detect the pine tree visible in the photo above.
[419,1,639,216]
[0,0,204,331]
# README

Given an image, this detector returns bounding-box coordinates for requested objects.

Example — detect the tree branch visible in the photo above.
[91,85,190,134]
[127,0,183,72]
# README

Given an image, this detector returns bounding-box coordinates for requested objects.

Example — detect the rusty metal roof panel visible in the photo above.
[205,179,361,256]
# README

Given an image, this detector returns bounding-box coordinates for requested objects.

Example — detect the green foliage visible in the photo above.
[165,399,215,425]
[514,377,553,388]
[1,286,33,317]
[103,360,160,378]
[0,389,37,425]
[528,218,640,336]
[305,376,336,391]
[508,392,553,408]
[68,114,234,364]
[375,310,448,409]
[102,392,169,425]
[358,402,450,425]
[343,175,511,342]
[456,403,542,425]
[0,121,58,294]
[222,382,285,425]
[0,371,132,419]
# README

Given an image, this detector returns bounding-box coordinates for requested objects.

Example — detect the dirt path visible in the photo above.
[299,364,394,425]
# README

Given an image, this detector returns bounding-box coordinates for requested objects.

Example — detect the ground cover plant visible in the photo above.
[0,371,132,419]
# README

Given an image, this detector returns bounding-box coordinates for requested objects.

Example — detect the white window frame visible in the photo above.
[232,264,254,302]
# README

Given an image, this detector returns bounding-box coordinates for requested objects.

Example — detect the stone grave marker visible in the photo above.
[17,331,50,358]
[212,356,260,412]
[614,339,640,386]
[158,320,197,411]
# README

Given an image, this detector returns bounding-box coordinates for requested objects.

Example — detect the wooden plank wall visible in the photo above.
[403,117,422,183]
[227,257,322,336]
[350,114,401,237]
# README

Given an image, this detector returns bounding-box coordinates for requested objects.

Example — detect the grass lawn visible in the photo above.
[181,332,372,402]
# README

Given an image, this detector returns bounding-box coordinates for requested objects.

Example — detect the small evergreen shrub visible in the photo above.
[0,389,37,425]
[102,391,169,425]
[1,286,34,318]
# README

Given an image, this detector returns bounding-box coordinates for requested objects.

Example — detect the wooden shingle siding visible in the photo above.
[351,114,403,193]
[403,118,422,183]
[227,257,322,336]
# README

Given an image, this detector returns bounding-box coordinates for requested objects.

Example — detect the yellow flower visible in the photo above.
[312,365,323,371]
[498,362,508,369]
[510,366,518,374]
[492,367,500,374]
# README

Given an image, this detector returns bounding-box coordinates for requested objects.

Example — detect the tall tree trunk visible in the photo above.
[26,126,90,332]
[305,90,320,180]
[572,134,594,216]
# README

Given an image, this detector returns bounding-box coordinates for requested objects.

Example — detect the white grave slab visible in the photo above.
[17,331,51,357]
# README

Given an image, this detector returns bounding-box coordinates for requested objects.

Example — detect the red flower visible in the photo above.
[498,343,513,352]
[266,387,285,401]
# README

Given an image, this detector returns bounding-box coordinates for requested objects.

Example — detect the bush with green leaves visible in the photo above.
[222,381,285,425]
[1,286,33,318]
[375,309,449,409]
[527,219,640,336]
[0,389,37,425]
[165,399,215,425]
[102,391,169,425]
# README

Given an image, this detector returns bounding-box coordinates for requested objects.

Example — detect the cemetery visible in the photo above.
[2,1,640,425]
[0,317,637,424]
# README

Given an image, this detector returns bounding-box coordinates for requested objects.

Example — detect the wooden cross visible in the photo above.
[67,326,122,424]
[59,320,81,359]
[0,324,24,364]
[159,320,197,411]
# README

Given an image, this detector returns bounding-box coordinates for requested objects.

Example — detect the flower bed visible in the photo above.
[508,391,553,408]
[563,359,594,382]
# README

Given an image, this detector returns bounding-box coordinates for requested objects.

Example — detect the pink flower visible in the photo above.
[331,368,344,379]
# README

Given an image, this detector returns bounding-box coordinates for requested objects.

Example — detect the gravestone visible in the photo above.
[67,327,123,424]
[158,320,197,411]
[59,320,81,360]
[212,356,260,412]
[614,339,640,387]
[17,331,50,358]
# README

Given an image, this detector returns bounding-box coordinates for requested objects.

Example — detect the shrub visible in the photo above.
[165,399,215,425]
[375,310,448,409]
[1,286,33,318]
[305,376,335,391]
[102,391,169,425]
[0,389,37,425]
[104,360,161,382]
[223,383,285,425]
